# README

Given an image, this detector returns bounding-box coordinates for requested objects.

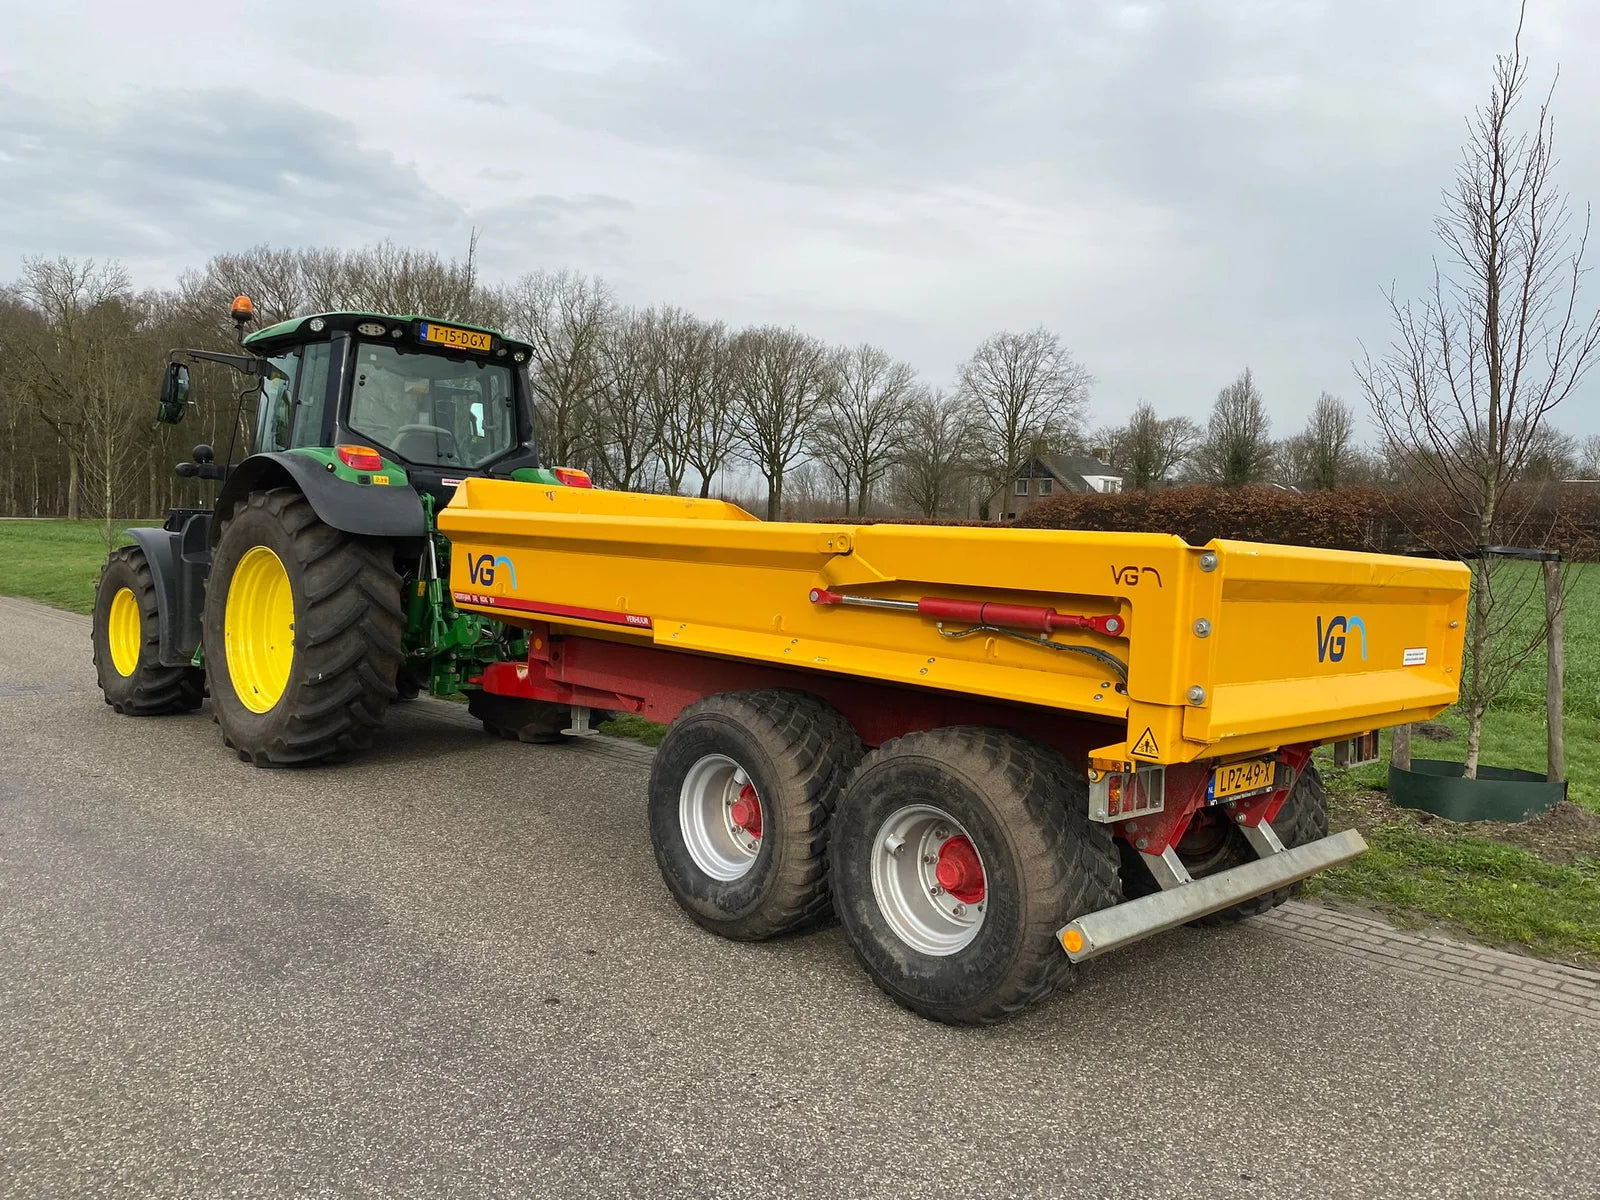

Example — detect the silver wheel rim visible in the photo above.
[679,753,763,881]
[870,804,987,956]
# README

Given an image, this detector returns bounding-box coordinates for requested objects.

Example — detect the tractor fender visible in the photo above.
[125,516,211,667]
[212,452,427,543]
[124,526,183,665]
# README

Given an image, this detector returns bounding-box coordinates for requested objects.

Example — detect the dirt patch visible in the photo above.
[1333,788,1600,865]
[1414,721,1455,742]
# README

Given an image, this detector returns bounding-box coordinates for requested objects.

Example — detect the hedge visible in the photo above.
[1012,483,1600,560]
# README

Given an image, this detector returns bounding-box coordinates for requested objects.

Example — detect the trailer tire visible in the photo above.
[831,728,1121,1025]
[204,488,404,765]
[91,545,205,715]
[648,690,862,941]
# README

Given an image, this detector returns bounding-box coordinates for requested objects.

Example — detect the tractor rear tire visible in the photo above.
[204,488,404,766]
[648,690,862,941]
[830,728,1121,1025]
[91,545,205,715]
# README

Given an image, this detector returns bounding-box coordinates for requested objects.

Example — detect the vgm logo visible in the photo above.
[466,553,518,590]
[1316,615,1367,663]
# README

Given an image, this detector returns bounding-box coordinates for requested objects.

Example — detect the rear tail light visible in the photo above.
[1088,765,1165,823]
[553,467,593,488]
[336,444,384,472]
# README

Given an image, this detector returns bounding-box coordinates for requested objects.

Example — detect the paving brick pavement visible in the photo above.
[1259,899,1600,1027]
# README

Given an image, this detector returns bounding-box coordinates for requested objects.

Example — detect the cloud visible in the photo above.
[2,0,1598,438]
[0,85,466,278]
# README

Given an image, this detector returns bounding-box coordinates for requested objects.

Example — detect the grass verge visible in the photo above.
[0,519,153,614]
[1309,757,1600,968]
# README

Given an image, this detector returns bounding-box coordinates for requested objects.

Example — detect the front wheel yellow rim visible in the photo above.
[107,587,141,677]
[225,545,296,713]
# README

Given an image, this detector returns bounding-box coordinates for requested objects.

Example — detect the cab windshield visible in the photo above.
[348,342,516,469]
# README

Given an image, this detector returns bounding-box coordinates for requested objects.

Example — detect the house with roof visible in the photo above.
[988,451,1123,520]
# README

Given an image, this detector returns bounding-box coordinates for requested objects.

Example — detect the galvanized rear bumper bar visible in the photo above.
[1057,828,1368,962]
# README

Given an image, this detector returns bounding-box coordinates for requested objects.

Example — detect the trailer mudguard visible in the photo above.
[212,452,428,543]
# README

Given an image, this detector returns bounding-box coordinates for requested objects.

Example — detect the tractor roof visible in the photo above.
[243,311,533,360]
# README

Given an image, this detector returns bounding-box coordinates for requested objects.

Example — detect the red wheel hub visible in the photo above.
[934,835,984,904]
[729,784,762,839]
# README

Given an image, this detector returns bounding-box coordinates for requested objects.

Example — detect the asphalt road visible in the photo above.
[2,596,1597,1198]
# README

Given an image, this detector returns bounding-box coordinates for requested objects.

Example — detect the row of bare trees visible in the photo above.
[0,244,1106,522]
[3,235,1593,528]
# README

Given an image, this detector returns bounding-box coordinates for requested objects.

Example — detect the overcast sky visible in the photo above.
[3,0,1599,438]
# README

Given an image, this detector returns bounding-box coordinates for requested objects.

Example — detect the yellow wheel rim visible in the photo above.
[107,587,141,677]
[225,545,295,714]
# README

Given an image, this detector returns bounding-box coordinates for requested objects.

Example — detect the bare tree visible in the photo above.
[1576,433,1600,478]
[730,326,830,520]
[893,389,974,518]
[593,309,663,490]
[500,270,612,472]
[1287,392,1359,490]
[1189,368,1274,486]
[806,343,920,515]
[1517,425,1577,480]
[957,328,1092,517]
[639,306,701,494]
[1358,6,1600,776]
[12,257,140,523]
[675,321,737,498]
[1117,402,1201,490]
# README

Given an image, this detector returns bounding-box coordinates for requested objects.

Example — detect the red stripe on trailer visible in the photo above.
[453,593,653,629]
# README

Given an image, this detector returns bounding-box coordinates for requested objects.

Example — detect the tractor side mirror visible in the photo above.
[157,363,191,424]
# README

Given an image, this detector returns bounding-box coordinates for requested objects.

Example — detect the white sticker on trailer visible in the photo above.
[1403,647,1428,666]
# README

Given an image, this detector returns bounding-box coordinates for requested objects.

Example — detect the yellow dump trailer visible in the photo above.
[441,479,1471,1024]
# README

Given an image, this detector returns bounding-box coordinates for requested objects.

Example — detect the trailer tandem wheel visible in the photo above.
[831,728,1121,1024]
[647,690,863,941]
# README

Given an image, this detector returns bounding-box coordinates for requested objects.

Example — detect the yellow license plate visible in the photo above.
[418,323,493,353]
[1212,757,1276,800]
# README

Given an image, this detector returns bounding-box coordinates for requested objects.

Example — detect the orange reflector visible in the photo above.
[231,294,255,321]
[336,444,384,472]
[553,466,593,488]
[1061,929,1085,954]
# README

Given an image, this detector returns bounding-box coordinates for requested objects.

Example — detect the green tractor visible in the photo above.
[91,296,591,764]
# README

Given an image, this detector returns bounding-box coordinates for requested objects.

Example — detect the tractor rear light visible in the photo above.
[1088,765,1165,823]
[553,467,592,488]
[356,321,386,337]
[336,445,385,472]
[308,317,326,332]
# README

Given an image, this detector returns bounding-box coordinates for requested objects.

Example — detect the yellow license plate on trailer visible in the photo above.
[1212,756,1276,800]
[418,323,493,353]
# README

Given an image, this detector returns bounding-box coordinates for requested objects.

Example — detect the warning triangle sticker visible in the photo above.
[1131,727,1160,759]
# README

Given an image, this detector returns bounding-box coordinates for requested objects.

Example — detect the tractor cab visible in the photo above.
[239,310,543,506]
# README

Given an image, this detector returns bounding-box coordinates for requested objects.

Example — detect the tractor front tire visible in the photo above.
[204,488,404,766]
[91,545,205,715]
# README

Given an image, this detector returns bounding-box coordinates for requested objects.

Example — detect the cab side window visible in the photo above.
[290,342,333,447]
[257,352,300,453]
